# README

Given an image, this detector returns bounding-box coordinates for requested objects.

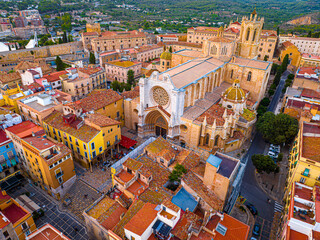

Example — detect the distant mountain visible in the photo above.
[286,12,320,26]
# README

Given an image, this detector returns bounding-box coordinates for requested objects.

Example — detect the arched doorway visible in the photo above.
[145,110,168,138]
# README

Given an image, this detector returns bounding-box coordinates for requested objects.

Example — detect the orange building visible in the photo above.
[26,224,70,240]
[0,190,36,240]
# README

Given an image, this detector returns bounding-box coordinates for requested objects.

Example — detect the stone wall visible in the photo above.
[0,41,84,62]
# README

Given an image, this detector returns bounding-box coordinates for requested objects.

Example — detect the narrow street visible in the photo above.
[240,71,289,239]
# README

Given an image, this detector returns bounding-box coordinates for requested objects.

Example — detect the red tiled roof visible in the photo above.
[121,86,140,99]
[78,67,102,76]
[158,34,178,38]
[231,21,241,25]
[282,41,294,48]
[215,214,250,240]
[67,89,122,112]
[100,202,127,230]
[27,223,70,240]
[82,32,98,36]
[172,211,202,240]
[2,203,28,225]
[196,104,233,126]
[85,113,120,127]
[0,129,10,145]
[23,136,55,150]
[124,202,158,236]
[43,71,67,82]
[5,121,43,138]
[298,66,320,75]
[301,88,320,100]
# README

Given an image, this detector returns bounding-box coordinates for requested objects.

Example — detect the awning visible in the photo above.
[119,135,137,149]
[10,159,17,166]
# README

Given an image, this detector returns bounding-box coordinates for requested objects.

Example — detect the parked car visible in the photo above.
[245,203,258,216]
[270,144,280,152]
[268,151,278,158]
[252,224,261,236]
[250,237,258,240]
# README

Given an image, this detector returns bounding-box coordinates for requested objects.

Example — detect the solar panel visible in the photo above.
[216,223,227,236]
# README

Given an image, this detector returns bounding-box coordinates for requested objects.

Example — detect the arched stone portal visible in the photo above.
[145,110,168,138]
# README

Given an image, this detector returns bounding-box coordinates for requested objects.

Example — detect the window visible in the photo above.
[246,28,250,41]
[5,144,9,149]
[91,142,95,150]
[300,177,306,184]
[69,136,72,142]
[83,143,86,150]
[84,152,88,158]
[115,135,118,141]
[117,111,120,118]
[92,151,96,158]
[77,147,80,154]
[99,147,102,152]
[247,71,252,81]
[107,141,110,147]
[3,231,9,237]
[21,222,29,231]
[230,70,233,79]
[70,144,74,151]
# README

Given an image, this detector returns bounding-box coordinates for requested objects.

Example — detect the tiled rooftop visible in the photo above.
[78,67,102,76]
[112,200,145,239]
[196,104,233,126]
[122,86,140,100]
[123,157,143,171]
[87,196,115,219]
[2,202,28,225]
[302,136,320,162]
[67,89,122,112]
[27,224,70,240]
[6,121,44,138]
[43,111,100,143]
[214,214,250,240]
[124,202,158,236]
[84,113,120,127]
[183,171,223,211]
[43,71,67,82]
[100,202,127,230]
[171,211,202,240]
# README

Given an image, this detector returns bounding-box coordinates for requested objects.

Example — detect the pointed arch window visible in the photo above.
[211,45,217,55]
[252,29,257,42]
[214,135,219,146]
[230,70,233,79]
[246,28,251,41]
[205,133,210,146]
[247,71,252,81]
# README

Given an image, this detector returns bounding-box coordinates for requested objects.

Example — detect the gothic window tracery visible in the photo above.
[246,28,251,41]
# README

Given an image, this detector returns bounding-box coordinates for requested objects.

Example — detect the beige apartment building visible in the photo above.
[105,60,142,83]
[257,30,278,60]
[17,90,72,125]
[62,67,106,99]
[90,30,147,52]
[279,36,320,55]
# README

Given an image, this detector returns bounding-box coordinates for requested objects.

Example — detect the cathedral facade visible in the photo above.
[124,11,272,154]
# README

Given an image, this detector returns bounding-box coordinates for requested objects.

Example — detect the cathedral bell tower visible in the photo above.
[238,8,264,59]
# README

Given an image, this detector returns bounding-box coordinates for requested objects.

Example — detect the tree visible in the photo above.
[268,89,275,96]
[89,52,95,64]
[263,55,269,61]
[169,164,187,182]
[307,31,312,37]
[169,46,172,53]
[62,31,68,43]
[260,97,270,107]
[127,69,135,86]
[252,154,279,174]
[277,26,280,36]
[55,56,65,71]
[277,153,283,162]
[110,80,121,92]
[58,38,63,44]
[257,112,299,145]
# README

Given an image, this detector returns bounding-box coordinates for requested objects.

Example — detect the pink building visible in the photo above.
[105,60,142,83]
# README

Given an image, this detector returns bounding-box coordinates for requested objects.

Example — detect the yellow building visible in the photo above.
[21,136,76,199]
[0,85,27,113]
[86,22,101,35]
[287,122,320,190]
[0,190,37,240]
[43,110,121,169]
[65,89,124,125]
[279,41,302,68]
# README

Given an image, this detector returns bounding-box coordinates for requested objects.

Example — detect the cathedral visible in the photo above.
[124,10,272,155]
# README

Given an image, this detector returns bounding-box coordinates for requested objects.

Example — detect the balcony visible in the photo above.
[55,171,64,179]
[301,169,310,177]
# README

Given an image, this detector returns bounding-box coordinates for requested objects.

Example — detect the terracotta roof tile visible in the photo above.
[215,214,250,240]
[67,89,122,112]
[123,157,143,171]
[124,202,158,236]
[78,67,102,76]
[0,72,21,84]
[43,110,100,143]
[171,211,202,240]
[196,104,233,126]
[84,113,120,127]
[112,200,145,238]
[121,86,140,99]
[43,71,67,82]
[183,171,223,211]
